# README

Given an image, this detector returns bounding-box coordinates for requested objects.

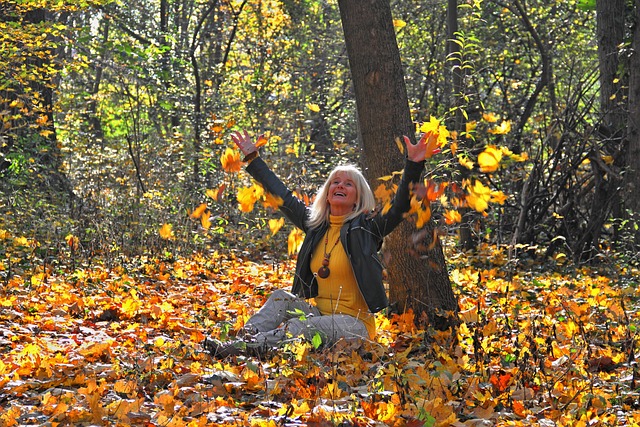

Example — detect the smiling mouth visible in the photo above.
[333,192,346,197]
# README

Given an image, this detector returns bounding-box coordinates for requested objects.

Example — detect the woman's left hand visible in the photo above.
[403,133,440,162]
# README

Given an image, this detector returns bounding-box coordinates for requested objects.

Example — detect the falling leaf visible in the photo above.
[426,180,446,202]
[482,112,499,123]
[268,218,285,236]
[466,180,491,212]
[374,184,393,206]
[458,154,475,170]
[220,147,242,173]
[159,223,174,240]
[395,136,405,155]
[288,228,304,255]
[307,103,320,112]
[444,209,462,224]
[478,145,503,173]
[206,183,227,202]
[201,211,211,230]
[255,134,268,148]
[237,184,264,212]
[262,192,284,210]
[190,203,208,219]
[393,19,407,28]
[465,120,477,136]
[488,120,511,135]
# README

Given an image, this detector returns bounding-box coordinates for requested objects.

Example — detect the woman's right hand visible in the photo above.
[231,130,259,161]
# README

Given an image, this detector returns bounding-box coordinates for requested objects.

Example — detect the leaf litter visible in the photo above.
[1,248,640,426]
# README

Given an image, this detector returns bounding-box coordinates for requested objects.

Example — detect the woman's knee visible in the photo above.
[269,288,295,300]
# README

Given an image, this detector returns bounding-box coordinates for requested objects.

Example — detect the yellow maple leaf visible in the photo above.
[13,236,29,247]
[466,180,491,212]
[159,223,174,240]
[287,228,304,255]
[488,120,511,135]
[419,116,450,147]
[220,147,242,173]
[237,184,264,213]
[121,293,141,318]
[268,217,285,236]
[306,103,320,112]
[478,145,503,173]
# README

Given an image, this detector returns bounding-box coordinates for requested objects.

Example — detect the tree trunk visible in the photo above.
[577,0,628,260]
[337,0,459,329]
[627,0,640,244]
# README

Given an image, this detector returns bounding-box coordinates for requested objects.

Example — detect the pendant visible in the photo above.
[317,266,330,279]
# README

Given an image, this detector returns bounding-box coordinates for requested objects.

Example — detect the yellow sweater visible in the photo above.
[310,215,376,338]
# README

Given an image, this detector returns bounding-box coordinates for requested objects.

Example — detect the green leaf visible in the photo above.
[311,332,322,349]
[577,0,596,11]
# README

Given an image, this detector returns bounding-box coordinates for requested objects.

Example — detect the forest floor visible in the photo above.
[1,244,640,426]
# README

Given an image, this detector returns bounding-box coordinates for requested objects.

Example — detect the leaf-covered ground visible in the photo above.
[1,246,640,426]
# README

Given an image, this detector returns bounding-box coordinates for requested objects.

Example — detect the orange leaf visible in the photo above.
[190,202,207,219]
[159,223,174,240]
[255,134,268,148]
[444,209,462,224]
[490,370,513,392]
[262,192,284,210]
[513,400,527,417]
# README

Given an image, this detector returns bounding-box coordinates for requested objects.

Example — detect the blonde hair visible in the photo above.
[306,165,376,229]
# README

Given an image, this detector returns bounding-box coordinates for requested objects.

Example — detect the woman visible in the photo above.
[205,130,428,358]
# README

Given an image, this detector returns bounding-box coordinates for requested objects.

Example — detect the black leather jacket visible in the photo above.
[246,156,425,313]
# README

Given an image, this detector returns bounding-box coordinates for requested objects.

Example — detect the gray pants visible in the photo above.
[244,289,369,348]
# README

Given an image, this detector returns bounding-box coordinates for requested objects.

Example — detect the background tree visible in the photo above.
[629,0,640,245]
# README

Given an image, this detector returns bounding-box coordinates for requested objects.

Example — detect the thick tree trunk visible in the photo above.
[627,0,640,244]
[337,0,459,329]
[577,0,628,260]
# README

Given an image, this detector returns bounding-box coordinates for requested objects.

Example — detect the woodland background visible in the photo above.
[2,0,640,426]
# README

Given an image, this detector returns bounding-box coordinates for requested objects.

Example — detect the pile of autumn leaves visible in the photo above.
[1,243,639,427]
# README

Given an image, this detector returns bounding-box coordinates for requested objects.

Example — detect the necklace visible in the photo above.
[317,232,340,279]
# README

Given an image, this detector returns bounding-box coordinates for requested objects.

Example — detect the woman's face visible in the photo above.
[327,171,358,215]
